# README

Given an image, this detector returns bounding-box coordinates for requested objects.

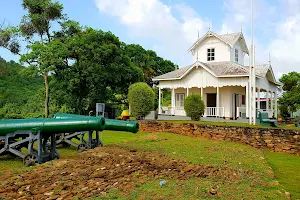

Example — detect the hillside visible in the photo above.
[0,57,44,119]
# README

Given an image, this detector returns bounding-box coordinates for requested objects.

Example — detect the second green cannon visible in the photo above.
[53,113,139,150]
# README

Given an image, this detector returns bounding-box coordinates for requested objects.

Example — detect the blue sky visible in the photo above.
[1,0,300,78]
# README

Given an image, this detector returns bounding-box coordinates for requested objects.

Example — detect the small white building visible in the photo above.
[153,31,281,120]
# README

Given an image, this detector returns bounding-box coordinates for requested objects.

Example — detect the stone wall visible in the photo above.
[140,121,300,156]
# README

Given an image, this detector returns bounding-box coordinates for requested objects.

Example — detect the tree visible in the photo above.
[51,28,143,114]
[278,72,300,116]
[128,82,155,119]
[123,44,177,86]
[0,0,64,118]
[0,56,44,119]
[184,94,205,121]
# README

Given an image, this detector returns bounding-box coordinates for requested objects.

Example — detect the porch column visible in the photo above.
[246,83,249,118]
[187,87,189,96]
[201,87,203,98]
[257,88,260,110]
[270,91,274,117]
[171,88,175,115]
[275,90,278,118]
[216,86,220,117]
[158,86,162,114]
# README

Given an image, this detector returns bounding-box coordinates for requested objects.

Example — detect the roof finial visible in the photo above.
[269,52,271,65]
[208,21,211,31]
[197,30,199,38]
[241,24,243,32]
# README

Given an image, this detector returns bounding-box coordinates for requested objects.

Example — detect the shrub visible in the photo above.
[184,94,205,121]
[128,82,155,119]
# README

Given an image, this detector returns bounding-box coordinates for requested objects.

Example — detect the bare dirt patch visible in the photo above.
[0,145,243,199]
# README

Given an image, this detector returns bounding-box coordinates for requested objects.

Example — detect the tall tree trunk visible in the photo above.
[44,72,49,118]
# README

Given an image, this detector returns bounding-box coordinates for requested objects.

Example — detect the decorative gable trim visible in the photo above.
[187,31,234,52]
[232,32,249,55]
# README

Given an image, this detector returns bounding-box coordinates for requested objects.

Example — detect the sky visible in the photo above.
[0,0,299,79]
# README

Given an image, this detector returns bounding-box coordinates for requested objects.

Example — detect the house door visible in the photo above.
[207,93,216,107]
[232,94,239,120]
[175,93,185,107]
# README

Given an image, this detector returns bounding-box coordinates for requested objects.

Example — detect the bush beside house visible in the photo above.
[184,94,205,121]
[128,82,155,119]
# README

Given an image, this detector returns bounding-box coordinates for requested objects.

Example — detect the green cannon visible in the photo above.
[0,117,105,165]
[53,113,139,133]
[53,113,139,149]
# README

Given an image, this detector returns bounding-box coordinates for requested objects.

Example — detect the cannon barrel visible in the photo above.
[53,113,139,133]
[0,117,105,136]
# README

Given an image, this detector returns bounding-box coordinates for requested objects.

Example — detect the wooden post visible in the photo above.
[172,88,175,115]
[275,90,278,118]
[216,86,220,117]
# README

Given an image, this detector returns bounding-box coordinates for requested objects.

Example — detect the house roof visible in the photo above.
[154,64,194,80]
[153,61,249,80]
[244,64,270,77]
[153,64,194,80]
[202,62,248,76]
[188,31,249,54]
[219,32,241,46]
[153,61,280,86]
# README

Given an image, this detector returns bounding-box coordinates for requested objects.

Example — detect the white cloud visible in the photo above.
[266,1,300,78]
[220,0,300,79]
[95,0,209,66]
[95,0,300,80]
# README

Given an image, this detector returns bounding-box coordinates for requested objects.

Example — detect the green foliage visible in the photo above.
[279,72,300,116]
[162,89,171,106]
[123,44,177,85]
[0,0,65,118]
[128,82,155,119]
[0,0,177,118]
[0,57,44,119]
[51,28,143,114]
[184,94,205,121]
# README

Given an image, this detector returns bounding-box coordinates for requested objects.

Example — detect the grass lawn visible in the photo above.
[0,131,299,199]
[264,151,300,199]
[158,120,300,130]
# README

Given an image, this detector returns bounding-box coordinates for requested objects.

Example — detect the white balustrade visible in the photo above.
[204,107,224,117]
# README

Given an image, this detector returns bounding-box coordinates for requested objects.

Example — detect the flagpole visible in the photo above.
[251,0,256,125]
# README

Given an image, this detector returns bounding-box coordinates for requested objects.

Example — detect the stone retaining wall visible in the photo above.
[140,121,300,156]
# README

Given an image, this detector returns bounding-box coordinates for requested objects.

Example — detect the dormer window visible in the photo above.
[235,49,238,62]
[207,48,215,61]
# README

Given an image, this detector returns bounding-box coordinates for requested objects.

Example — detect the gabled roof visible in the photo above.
[153,61,281,86]
[153,64,194,80]
[153,61,249,81]
[202,62,249,76]
[244,64,270,77]
[244,64,281,85]
[188,31,249,54]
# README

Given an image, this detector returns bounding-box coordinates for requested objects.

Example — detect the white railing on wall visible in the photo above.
[204,107,224,117]
[168,107,225,117]
[173,107,186,116]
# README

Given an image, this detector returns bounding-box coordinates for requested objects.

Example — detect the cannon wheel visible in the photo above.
[77,143,87,152]
[23,154,37,166]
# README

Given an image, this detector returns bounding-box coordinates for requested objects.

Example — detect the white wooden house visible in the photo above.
[153,31,281,120]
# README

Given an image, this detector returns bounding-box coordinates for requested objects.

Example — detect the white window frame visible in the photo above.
[235,49,238,62]
[175,93,185,107]
[207,48,215,61]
